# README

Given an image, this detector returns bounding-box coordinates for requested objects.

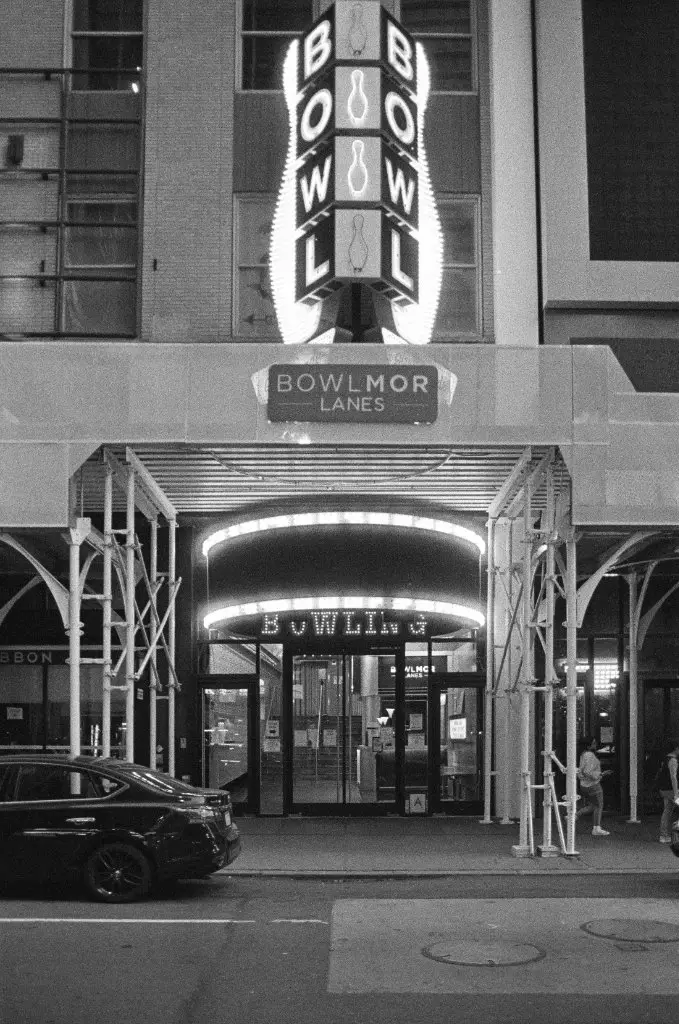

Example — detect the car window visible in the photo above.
[88,773,124,797]
[12,765,99,801]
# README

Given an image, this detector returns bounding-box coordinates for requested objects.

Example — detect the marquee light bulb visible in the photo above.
[203,595,485,630]
[202,512,486,557]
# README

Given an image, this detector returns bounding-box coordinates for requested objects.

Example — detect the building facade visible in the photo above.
[2,0,679,850]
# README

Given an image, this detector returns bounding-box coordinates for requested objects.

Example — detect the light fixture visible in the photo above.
[203,595,485,630]
[202,512,486,557]
[386,708,395,719]
[377,716,389,726]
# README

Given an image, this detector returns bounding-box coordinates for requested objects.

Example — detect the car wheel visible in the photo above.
[83,843,153,903]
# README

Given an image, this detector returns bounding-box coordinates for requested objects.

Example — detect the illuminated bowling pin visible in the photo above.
[347,139,369,197]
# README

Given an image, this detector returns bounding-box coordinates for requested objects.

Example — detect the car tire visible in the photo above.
[83,842,153,903]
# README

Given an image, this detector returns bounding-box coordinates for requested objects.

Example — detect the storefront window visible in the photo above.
[260,644,283,813]
[0,664,43,753]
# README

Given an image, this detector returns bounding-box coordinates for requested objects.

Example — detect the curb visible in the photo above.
[222,867,679,878]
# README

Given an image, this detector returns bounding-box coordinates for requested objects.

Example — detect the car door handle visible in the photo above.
[65,817,96,825]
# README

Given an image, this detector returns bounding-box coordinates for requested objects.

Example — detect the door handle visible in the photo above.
[65,817,96,825]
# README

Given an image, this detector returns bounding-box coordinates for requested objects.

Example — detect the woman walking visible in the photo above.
[576,735,610,836]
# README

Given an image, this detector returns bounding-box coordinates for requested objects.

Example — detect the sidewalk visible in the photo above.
[223,815,679,876]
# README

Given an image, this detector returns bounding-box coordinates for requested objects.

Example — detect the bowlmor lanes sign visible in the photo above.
[268,363,438,423]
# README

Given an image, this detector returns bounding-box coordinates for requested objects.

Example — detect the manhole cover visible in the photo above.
[422,939,545,966]
[582,919,679,943]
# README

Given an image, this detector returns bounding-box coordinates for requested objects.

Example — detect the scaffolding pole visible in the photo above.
[501,519,514,824]
[125,465,136,762]
[168,518,177,776]
[149,518,158,768]
[481,516,496,823]
[102,465,113,758]
[564,522,579,855]
[627,571,640,823]
[68,520,89,758]
[513,472,535,856]
[539,462,559,856]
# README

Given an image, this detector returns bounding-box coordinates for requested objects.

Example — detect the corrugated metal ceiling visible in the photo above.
[79,443,570,520]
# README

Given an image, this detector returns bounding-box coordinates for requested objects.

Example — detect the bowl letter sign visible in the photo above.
[269,0,443,346]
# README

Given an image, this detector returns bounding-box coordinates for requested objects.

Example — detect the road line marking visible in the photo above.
[0,918,258,925]
[270,918,329,924]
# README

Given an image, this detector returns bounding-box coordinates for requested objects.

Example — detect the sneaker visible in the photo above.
[660,836,672,844]
[592,826,610,836]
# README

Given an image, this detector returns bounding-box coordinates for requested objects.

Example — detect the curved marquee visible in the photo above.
[203,594,485,630]
[202,511,486,558]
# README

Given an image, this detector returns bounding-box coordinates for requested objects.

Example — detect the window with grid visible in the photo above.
[240,0,314,90]
[434,197,481,338]
[398,0,475,93]
[71,0,143,92]
[234,194,279,337]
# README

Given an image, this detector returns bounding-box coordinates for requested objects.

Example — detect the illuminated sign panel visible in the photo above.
[267,363,438,423]
[204,598,484,640]
[270,0,442,345]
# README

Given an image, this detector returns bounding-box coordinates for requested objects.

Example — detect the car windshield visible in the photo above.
[112,766,197,795]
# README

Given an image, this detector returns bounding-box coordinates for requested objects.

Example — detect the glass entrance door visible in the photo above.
[430,674,484,813]
[202,685,251,809]
[290,651,400,811]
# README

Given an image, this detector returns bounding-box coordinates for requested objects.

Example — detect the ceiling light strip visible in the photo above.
[202,512,485,557]
[203,596,485,629]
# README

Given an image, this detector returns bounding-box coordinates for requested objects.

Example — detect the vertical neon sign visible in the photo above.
[269,1,442,345]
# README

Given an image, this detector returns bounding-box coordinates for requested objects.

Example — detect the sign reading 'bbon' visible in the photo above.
[269,0,443,346]
[267,363,438,423]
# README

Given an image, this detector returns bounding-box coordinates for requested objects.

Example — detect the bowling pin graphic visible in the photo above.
[347,68,368,126]
[348,213,369,273]
[347,4,367,56]
[347,139,369,197]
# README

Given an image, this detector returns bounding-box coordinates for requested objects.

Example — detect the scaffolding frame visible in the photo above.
[483,448,580,856]
[3,440,676,815]
[64,447,180,771]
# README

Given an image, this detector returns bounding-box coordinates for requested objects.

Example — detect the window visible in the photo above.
[399,0,475,93]
[71,0,143,91]
[434,197,481,337]
[62,199,137,335]
[240,0,314,90]
[12,765,98,801]
[233,195,279,337]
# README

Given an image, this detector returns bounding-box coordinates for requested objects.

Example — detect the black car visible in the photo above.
[0,754,241,902]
